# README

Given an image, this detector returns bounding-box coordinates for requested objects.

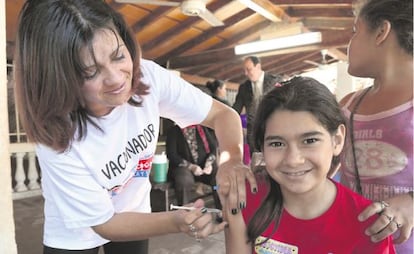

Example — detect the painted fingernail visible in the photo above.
[201,207,208,214]
[231,208,238,215]
[252,187,257,194]
[239,202,246,209]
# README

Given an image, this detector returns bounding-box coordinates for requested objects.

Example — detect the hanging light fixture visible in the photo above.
[234,32,322,55]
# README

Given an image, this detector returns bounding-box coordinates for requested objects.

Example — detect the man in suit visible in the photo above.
[232,56,283,154]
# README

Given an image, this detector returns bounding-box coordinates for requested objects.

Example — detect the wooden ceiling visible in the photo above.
[6,0,354,87]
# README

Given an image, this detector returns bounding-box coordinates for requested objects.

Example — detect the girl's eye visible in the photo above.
[268,141,283,147]
[304,138,318,144]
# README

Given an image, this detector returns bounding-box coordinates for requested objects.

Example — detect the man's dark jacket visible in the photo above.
[232,73,283,152]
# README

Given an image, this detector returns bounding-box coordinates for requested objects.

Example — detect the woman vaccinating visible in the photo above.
[14,0,255,253]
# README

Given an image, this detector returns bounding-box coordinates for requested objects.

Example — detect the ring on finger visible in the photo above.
[378,200,390,213]
[194,231,201,242]
[391,220,402,229]
[189,224,197,233]
[381,213,393,222]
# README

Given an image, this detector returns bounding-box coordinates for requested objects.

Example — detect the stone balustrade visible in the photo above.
[9,143,41,200]
[9,141,167,200]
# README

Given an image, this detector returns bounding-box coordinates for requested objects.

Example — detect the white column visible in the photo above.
[14,152,28,192]
[0,0,18,252]
[27,152,40,190]
[336,61,355,101]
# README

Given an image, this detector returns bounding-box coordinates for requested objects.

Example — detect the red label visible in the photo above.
[136,157,153,171]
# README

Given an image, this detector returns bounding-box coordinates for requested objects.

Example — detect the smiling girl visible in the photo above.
[223,76,396,253]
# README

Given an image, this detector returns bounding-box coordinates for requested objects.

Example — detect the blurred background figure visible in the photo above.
[240,113,250,165]
[166,123,221,209]
[232,55,283,156]
[206,79,230,106]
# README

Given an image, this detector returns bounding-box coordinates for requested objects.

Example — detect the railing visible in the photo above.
[10,143,41,200]
[7,72,41,200]
[9,141,167,200]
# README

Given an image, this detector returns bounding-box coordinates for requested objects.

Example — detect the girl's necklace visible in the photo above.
[349,86,372,195]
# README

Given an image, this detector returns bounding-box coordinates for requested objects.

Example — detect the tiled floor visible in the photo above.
[13,189,225,254]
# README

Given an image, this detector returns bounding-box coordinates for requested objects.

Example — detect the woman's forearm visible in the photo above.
[201,100,244,163]
[92,211,182,241]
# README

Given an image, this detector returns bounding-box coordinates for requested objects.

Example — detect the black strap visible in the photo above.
[349,86,372,195]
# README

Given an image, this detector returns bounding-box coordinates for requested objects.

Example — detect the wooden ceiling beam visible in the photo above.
[225,51,318,82]
[270,0,352,4]
[238,0,288,22]
[131,6,172,32]
[261,52,320,76]
[141,1,226,52]
[204,52,296,80]
[204,60,244,80]
[179,73,240,90]
[302,17,353,30]
[166,20,271,71]
[326,47,348,61]
[191,28,298,77]
[192,61,235,78]
[6,0,355,84]
[210,20,272,50]
[156,8,256,65]
[218,57,278,82]
[108,1,124,11]
[168,29,352,69]
[285,6,353,17]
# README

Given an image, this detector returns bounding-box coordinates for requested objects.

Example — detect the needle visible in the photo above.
[170,204,222,214]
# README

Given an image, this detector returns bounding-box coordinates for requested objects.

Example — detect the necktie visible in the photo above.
[252,81,262,107]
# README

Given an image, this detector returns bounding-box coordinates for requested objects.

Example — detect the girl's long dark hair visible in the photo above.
[14,0,149,152]
[247,76,346,245]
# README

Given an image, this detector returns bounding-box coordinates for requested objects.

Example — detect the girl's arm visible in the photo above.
[221,179,252,254]
[223,192,252,254]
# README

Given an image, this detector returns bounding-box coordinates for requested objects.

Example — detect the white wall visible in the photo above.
[301,61,373,101]
[0,0,18,252]
[336,61,355,101]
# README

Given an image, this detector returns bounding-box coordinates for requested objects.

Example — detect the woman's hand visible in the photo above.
[215,160,257,215]
[358,193,413,244]
[203,165,213,175]
[189,164,204,176]
[176,199,227,241]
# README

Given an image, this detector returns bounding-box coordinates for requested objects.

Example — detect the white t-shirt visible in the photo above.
[36,59,212,249]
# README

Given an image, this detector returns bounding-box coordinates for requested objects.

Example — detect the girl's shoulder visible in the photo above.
[334,181,372,212]
[339,91,356,107]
